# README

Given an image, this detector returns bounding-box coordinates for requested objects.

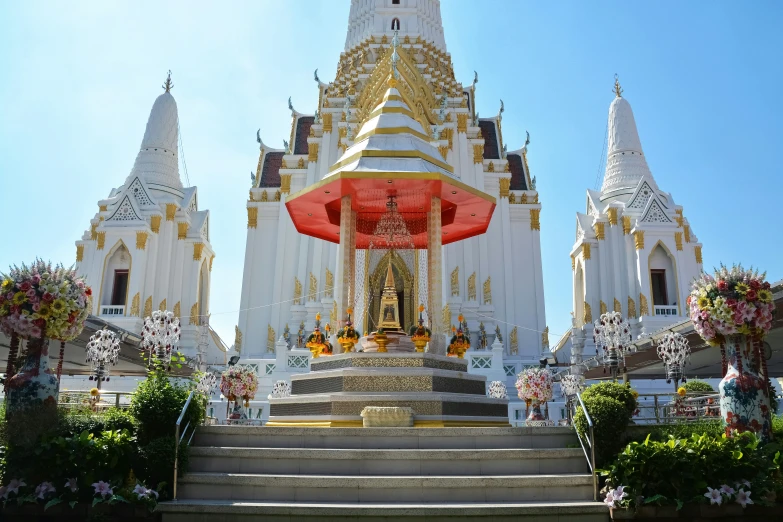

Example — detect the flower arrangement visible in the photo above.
[515,367,553,403]
[306,313,332,357]
[0,259,92,341]
[704,482,753,508]
[487,381,508,399]
[337,308,360,346]
[408,305,431,338]
[220,365,259,406]
[689,265,775,346]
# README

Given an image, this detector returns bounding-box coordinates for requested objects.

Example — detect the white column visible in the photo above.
[335,195,353,329]
[428,196,445,355]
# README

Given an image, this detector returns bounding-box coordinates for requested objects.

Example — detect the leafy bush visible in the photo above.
[641,419,724,442]
[574,395,630,466]
[773,415,783,440]
[682,380,715,393]
[129,372,203,444]
[602,432,781,509]
[137,436,188,499]
[582,381,637,417]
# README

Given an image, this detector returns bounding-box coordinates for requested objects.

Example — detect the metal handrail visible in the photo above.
[573,391,598,501]
[173,390,195,501]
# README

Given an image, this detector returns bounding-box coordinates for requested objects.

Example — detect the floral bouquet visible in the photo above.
[0,259,92,341]
[220,365,259,406]
[487,381,508,399]
[689,265,775,346]
[337,308,360,345]
[515,367,553,403]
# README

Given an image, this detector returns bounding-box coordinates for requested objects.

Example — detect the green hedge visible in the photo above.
[682,380,715,393]
[603,432,782,509]
[575,395,631,466]
[582,381,637,417]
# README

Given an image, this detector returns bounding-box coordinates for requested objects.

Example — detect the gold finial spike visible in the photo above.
[163,70,173,93]
[613,74,623,98]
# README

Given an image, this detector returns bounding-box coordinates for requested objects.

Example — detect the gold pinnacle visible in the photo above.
[613,74,623,98]
[163,70,173,93]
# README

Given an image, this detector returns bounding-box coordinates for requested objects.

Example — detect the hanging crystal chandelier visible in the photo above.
[559,374,585,398]
[656,331,690,388]
[85,327,121,385]
[368,196,414,250]
[593,311,632,381]
[141,310,181,370]
[196,372,218,396]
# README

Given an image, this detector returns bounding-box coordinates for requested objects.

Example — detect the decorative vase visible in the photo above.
[412,338,428,353]
[5,336,59,417]
[375,333,389,353]
[339,339,356,353]
[308,344,324,359]
[720,334,770,439]
[527,400,545,422]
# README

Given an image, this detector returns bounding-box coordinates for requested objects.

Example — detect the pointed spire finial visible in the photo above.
[162,70,173,93]
[391,29,400,81]
[613,74,623,98]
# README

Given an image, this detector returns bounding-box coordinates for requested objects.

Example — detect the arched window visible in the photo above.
[391,18,400,31]
[649,243,678,316]
[100,242,131,316]
[392,0,400,5]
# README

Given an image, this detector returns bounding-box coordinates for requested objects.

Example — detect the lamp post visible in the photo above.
[593,311,632,382]
[85,327,121,390]
[656,331,691,391]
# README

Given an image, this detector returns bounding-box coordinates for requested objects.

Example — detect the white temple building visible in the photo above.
[73,74,227,370]
[558,78,705,380]
[236,0,547,409]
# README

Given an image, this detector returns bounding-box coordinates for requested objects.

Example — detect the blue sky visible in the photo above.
[1,1,781,347]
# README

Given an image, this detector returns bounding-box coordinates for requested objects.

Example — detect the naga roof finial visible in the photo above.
[162,70,173,93]
[613,74,623,98]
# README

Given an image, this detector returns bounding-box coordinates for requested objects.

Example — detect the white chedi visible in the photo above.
[487,381,508,399]
[269,379,292,399]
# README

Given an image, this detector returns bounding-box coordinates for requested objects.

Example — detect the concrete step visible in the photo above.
[177,473,595,503]
[157,500,609,521]
[193,426,579,450]
[189,447,588,475]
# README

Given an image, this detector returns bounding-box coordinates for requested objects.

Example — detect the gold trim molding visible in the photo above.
[96,232,106,250]
[634,230,645,250]
[150,215,161,234]
[499,178,510,198]
[136,231,148,250]
[177,222,188,240]
[594,222,605,240]
[193,242,204,261]
[675,232,683,251]
[622,215,631,235]
[247,207,258,229]
[695,245,703,264]
[607,208,618,226]
[583,243,591,260]
[166,203,177,221]
[530,208,541,231]
[76,245,84,262]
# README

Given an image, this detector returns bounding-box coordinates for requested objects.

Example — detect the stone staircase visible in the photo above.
[157,425,608,521]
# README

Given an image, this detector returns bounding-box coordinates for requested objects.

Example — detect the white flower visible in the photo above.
[6,479,26,495]
[613,485,628,501]
[604,490,616,508]
[720,484,735,496]
[64,478,79,493]
[735,489,753,508]
[705,487,722,505]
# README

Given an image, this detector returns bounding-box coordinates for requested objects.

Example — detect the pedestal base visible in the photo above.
[268,352,509,427]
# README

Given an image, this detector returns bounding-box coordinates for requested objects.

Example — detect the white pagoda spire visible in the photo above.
[344,0,446,52]
[125,71,182,192]
[600,76,657,198]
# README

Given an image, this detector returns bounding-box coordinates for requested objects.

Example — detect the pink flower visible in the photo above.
[735,489,753,508]
[31,275,41,284]
[705,487,722,505]
[19,281,31,292]
[604,490,616,508]
[92,480,113,498]
[35,481,56,499]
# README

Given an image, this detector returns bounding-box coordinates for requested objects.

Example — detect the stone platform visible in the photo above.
[267,352,509,427]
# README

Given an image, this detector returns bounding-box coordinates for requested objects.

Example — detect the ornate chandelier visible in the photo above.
[593,311,632,381]
[559,374,585,398]
[656,332,690,388]
[86,327,121,386]
[141,310,181,370]
[368,196,414,250]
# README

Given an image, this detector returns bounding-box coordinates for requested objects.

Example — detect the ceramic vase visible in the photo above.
[720,335,770,439]
[527,400,545,422]
[6,336,59,416]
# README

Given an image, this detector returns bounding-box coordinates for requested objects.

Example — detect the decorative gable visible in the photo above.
[200,216,209,241]
[106,195,142,222]
[628,181,654,210]
[128,178,154,207]
[641,198,673,223]
[576,219,585,241]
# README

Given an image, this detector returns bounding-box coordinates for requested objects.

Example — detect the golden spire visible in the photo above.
[613,74,623,98]
[384,260,395,289]
[162,70,173,93]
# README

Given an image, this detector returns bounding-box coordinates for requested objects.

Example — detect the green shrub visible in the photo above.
[55,407,136,438]
[603,432,780,509]
[129,372,204,444]
[772,415,783,440]
[641,419,724,442]
[582,381,637,417]
[575,395,630,466]
[138,436,189,499]
[682,380,715,393]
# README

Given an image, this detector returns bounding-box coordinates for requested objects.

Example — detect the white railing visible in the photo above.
[654,305,678,316]
[100,305,125,316]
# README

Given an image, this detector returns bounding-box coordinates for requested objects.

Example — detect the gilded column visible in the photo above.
[427,196,445,355]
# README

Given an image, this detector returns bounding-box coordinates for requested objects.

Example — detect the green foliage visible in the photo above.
[129,371,203,444]
[56,407,136,438]
[137,436,188,499]
[640,419,724,442]
[768,378,779,414]
[602,432,781,509]
[581,381,637,417]
[574,395,630,466]
[681,380,715,393]
[772,415,783,440]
